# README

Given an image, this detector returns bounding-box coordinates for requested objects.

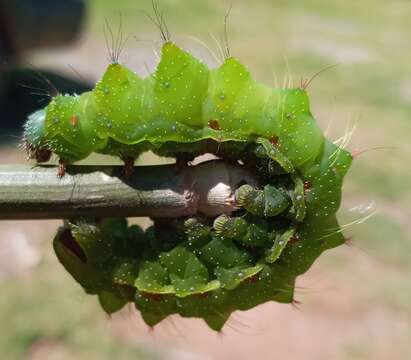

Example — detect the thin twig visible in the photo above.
[0,160,257,220]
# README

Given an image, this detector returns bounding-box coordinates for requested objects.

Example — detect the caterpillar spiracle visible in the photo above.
[24,8,353,331]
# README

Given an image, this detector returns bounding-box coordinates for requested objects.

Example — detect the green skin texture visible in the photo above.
[54,217,296,331]
[53,135,351,331]
[25,41,353,330]
[24,42,323,170]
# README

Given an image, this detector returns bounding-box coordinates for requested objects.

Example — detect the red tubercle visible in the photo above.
[303,181,312,194]
[247,273,260,284]
[208,119,221,130]
[289,233,300,245]
[269,136,279,146]
[70,115,78,126]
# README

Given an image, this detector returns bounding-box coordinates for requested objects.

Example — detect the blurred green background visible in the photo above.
[0,0,410,359]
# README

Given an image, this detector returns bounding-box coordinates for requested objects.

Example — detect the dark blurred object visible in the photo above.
[0,0,90,139]
[0,0,85,62]
[0,68,90,135]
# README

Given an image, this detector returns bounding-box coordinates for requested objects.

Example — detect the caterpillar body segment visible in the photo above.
[54,218,301,331]
[24,42,326,176]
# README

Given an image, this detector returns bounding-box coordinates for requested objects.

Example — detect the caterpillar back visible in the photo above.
[23,41,328,176]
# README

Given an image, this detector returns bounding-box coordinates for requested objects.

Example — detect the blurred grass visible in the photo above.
[1,0,411,358]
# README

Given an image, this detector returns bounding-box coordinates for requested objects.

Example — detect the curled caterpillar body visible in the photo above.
[24,42,325,173]
[28,26,353,330]
[54,200,350,331]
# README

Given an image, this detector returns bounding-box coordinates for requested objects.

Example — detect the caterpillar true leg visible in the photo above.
[175,153,195,173]
[58,158,68,178]
[122,156,136,178]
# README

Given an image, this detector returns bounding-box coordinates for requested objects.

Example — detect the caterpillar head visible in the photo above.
[23,109,52,163]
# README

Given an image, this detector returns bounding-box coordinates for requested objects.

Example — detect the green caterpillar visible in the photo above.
[23,40,325,176]
[23,7,353,330]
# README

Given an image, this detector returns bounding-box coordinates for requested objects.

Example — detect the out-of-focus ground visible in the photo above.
[1,0,411,359]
